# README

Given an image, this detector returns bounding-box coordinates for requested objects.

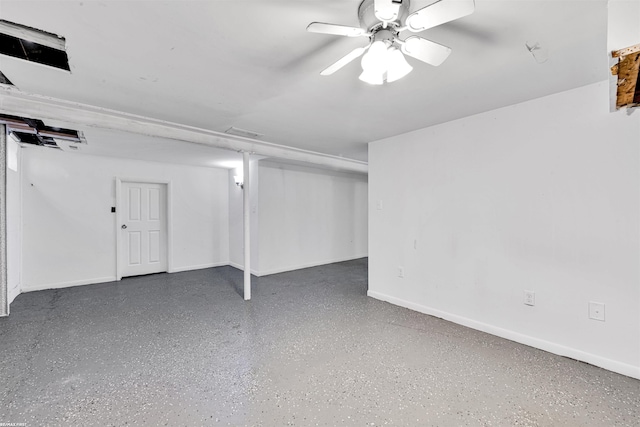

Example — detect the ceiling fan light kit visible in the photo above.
[307,0,475,85]
[386,47,413,83]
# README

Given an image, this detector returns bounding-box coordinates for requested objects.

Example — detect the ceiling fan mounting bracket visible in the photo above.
[358,0,411,31]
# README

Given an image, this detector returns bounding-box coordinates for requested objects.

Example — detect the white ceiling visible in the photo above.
[63,126,245,170]
[0,0,608,165]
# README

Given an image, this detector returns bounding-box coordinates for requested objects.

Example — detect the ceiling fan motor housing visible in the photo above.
[358,0,411,30]
[373,29,396,45]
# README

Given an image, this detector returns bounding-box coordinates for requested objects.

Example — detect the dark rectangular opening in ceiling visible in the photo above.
[11,131,59,147]
[0,20,70,71]
[0,70,13,85]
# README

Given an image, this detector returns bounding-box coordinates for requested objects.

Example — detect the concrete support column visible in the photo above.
[1,124,8,316]
[242,151,251,301]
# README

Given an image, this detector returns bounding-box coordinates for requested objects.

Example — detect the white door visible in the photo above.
[120,182,167,277]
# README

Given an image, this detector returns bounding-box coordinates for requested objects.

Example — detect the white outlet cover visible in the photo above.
[589,302,605,321]
[524,290,535,306]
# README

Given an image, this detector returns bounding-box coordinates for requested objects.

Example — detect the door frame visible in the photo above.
[115,178,173,281]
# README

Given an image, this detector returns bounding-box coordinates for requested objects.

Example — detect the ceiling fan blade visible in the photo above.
[374,0,400,22]
[307,22,366,37]
[320,47,368,76]
[406,0,475,32]
[401,36,452,66]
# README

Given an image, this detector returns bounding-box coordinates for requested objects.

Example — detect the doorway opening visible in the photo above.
[115,179,172,280]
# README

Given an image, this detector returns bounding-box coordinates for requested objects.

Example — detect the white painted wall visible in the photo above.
[228,161,260,274]
[257,161,368,276]
[369,81,640,379]
[21,147,229,292]
[6,135,22,304]
[230,160,368,276]
[607,0,640,51]
[229,167,243,268]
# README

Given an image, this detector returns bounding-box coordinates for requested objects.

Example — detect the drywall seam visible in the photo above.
[0,88,368,174]
[368,290,640,380]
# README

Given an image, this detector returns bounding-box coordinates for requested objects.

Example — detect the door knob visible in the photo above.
[121,224,127,229]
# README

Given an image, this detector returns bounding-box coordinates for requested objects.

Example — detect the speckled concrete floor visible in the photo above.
[1,259,639,426]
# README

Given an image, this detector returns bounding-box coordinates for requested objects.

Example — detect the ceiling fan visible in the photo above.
[307,0,475,84]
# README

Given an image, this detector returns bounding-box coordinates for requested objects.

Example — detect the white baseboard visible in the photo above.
[171,262,228,273]
[228,261,259,276]
[22,276,117,293]
[367,290,640,380]
[20,263,229,293]
[256,254,368,277]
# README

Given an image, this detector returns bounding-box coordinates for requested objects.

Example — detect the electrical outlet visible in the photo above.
[398,266,404,278]
[523,290,535,306]
[413,239,417,250]
[589,302,605,321]
[377,200,383,210]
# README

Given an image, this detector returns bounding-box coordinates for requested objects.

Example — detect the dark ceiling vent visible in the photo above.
[0,113,86,148]
[0,20,70,71]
